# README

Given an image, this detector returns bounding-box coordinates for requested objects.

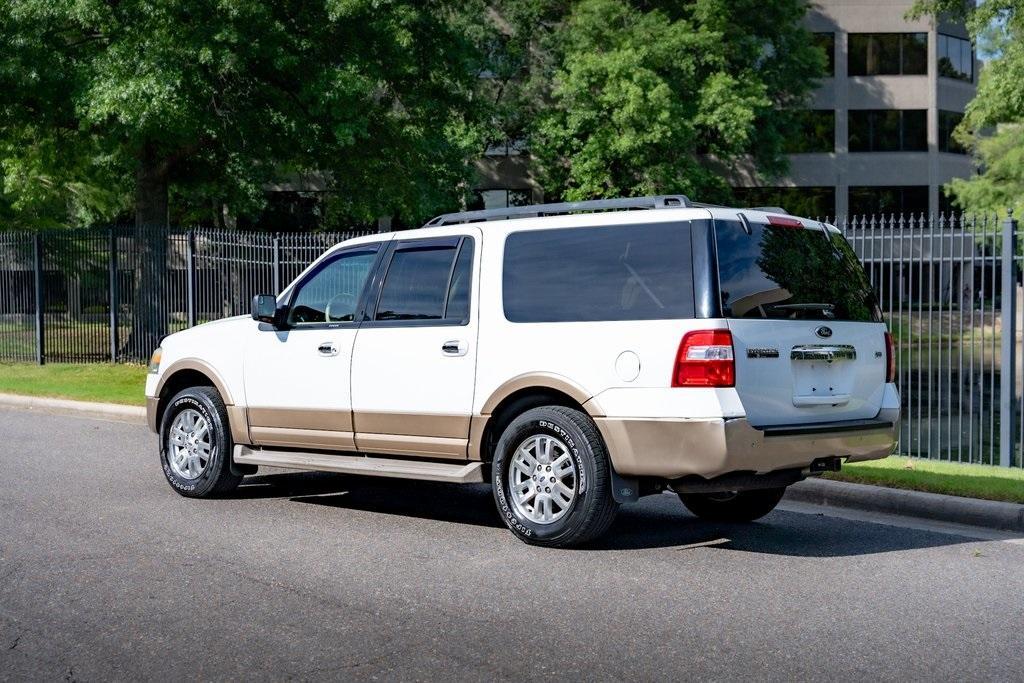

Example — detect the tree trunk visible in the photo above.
[129,145,169,360]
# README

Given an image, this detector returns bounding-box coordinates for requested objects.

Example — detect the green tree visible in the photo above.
[515,0,825,203]
[0,0,489,230]
[0,0,490,349]
[910,0,1024,215]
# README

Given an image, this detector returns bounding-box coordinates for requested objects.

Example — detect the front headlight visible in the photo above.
[148,347,163,374]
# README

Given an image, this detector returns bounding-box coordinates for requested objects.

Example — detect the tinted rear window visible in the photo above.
[714,220,880,322]
[376,245,457,321]
[503,223,693,323]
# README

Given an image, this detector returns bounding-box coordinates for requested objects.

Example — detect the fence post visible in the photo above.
[999,210,1018,467]
[108,228,119,362]
[32,233,45,365]
[186,229,197,328]
[272,233,282,295]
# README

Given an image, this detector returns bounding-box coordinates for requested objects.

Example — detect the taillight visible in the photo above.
[884,331,896,384]
[673,330,735,387]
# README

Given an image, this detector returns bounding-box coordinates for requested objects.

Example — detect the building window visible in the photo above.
[939,110,967,154]
[938,34,973,82]
[732,187,836,218]
[848,110,927,152]
[814,33,835,76]
[848,33,928,76]
[848,186,929,215]
[784,110,835,153]
[471,189,532,210]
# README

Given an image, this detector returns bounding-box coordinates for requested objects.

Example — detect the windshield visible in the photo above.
[714,219,881,322]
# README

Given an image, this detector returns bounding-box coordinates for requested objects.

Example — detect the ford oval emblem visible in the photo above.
[815,325,833,339]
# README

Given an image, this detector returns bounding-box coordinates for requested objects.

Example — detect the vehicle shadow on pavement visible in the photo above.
[595,498,980,556]
[237,471,506,528]
[236,471,981,556]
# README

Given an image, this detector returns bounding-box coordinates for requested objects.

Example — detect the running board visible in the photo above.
[233,445,485,484]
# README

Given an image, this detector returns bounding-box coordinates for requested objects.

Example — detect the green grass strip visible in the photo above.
[0,362,148,406]
[825,456,1024,504]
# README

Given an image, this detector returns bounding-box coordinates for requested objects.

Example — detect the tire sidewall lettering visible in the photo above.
[161,394,218,493]
[496,416,594,540]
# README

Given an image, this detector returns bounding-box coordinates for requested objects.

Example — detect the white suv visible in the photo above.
[145,196,899,547]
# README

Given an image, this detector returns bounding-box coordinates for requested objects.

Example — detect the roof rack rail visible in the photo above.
[744,206,790,214]
[425,195,692,226]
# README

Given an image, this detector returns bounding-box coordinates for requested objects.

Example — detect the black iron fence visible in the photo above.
[0,227,374,364]
[1,214,1021,466]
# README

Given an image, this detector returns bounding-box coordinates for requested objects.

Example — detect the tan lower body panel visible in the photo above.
[233,445,484,483]
[246,409,471,459]
[146,397,159,432]
[596,416,897,479]
[248,426,356,451]
[356,433,467,459]
[248,407,353,432]
[226,405,250,444]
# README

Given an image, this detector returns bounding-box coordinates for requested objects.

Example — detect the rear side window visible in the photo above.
[503,223,693,323]
[714,220,880,322]
[374,238,473,322]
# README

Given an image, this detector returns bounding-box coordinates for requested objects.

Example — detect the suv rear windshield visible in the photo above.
[714,219,881,322]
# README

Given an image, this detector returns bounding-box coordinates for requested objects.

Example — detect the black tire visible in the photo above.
[159,386,242,498]
[492,406,618,547]
[677,487,786,522]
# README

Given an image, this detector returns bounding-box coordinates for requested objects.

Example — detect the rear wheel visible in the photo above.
[677,487,786,522]
[492,406,618,547]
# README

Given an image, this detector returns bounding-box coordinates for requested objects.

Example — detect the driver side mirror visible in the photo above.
[251,294,281,326]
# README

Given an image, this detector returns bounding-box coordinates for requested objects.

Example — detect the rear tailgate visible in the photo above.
[712,211,888,427]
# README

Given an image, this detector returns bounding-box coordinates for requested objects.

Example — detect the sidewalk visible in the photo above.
[0,392,145,424]
[787,478,1024,534]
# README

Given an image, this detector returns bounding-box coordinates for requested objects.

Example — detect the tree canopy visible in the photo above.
[520,0,825,203]
[0,0,824,230]
[0,0,489,230]
[911,0,1024,215]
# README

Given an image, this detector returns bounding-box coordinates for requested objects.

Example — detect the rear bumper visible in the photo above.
[595,415,898,479]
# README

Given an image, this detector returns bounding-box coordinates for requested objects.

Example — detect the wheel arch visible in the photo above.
[153,359,236,433]
[472,374,605,464]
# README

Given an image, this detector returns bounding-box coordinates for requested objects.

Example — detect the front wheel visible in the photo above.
[677,487,786,522]
[492,406,618,548]
[159,386,242,498]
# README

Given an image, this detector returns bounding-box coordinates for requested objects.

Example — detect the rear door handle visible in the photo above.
[318,342,338,357]
[441,340,468,357]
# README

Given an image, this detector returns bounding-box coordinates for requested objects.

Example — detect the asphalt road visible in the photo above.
[2,408,1023,682]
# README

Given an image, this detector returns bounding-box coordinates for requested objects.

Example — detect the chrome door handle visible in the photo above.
[317,342,338,357]
[441,340,468,357]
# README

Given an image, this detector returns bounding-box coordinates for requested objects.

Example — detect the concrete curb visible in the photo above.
[0,392,145,425]
[786,477,1024,534]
